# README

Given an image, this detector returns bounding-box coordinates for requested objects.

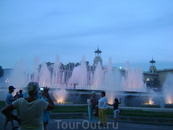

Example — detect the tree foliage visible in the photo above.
[146,78,160,89]
[0,66,4,78]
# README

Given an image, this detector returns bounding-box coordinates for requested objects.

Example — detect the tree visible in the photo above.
[75,62,80,67]
[0,66,4,78]
[46,62,53,67]
[151,78,160,88]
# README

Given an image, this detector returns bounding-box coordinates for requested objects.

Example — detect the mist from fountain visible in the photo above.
[121,61,146,92]
[9,59,29,89]
[105,58,113,87]
[144,89,164,108]
[68,56,87,87]
[61,72,65,84]
[6,55,146,92]
[105,58,123,90]
[32,56,40,82]
[53,89,68,103]
[38,62,51,87]
[163,73,173,104]
[52,55,61,86]
[76,56,87,86]
[92,62,104,89]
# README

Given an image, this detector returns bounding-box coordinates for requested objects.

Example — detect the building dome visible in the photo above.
[93,56,102,65]
[93,47,103,65]
[149,65,157,73]
[149,58,157,73]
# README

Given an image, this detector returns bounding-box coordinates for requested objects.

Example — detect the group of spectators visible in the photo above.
[88,91,122,126]
[1,82,55,130]
[1,82,122,129]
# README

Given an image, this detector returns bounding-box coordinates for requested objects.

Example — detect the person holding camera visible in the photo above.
[1,82,55,130]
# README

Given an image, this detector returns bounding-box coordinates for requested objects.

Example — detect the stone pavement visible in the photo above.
[0,115,173,130]
[51,112,173,125]
[0,106,173,130]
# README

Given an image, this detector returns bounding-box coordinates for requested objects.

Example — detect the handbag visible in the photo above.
[93,107,98,116]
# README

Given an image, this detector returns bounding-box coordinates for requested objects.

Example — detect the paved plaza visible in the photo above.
[0,115,172,130]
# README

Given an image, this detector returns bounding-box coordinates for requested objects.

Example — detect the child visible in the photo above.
[109,98,122,123]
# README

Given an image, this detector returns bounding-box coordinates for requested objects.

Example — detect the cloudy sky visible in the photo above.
[0,0,173,72]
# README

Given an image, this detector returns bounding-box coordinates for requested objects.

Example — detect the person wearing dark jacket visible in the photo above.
[108,98,122,123]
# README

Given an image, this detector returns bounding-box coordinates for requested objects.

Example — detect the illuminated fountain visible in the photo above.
[141,97,160,108]
[163,73,173,108]
[1,54,172,110]
[51,55,61,86]
[68,55,88,89]
[53,89,67,104]
[0,55,150,103]
[92,62,104,89]
[121,61,146,92]
[7,59,29,89]
[148,98,154,105]
[4,55,145,91]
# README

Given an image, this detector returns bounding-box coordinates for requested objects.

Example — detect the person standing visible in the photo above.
[1,82,55,130]
[18,90,24,98]
[98,91,108,127]
[40,90,50,130]
[3,86,17,130]
[88,91,98,123]
[108,98,122,124]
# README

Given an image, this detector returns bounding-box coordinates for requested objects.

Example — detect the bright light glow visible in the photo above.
[166,96,172,104]
[166,101,172,104]
[107,100,114,104]
[145,98,154,105]
[56,99,64,104]
[146,78,150,81]
[5,78,10,82]
[53,89,67,104]
[149,98,154,105]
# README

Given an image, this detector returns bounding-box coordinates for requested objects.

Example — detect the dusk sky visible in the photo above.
[0,0,173,73]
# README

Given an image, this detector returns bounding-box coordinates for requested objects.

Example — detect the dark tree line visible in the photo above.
[0,66,4,78]
[146,78,161,91]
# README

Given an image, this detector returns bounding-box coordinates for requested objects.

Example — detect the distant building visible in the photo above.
[93,47,102,65]
[143,58,173,91]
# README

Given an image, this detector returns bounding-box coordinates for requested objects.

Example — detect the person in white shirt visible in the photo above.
[98,91,108,126]
[1,82,55,130]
